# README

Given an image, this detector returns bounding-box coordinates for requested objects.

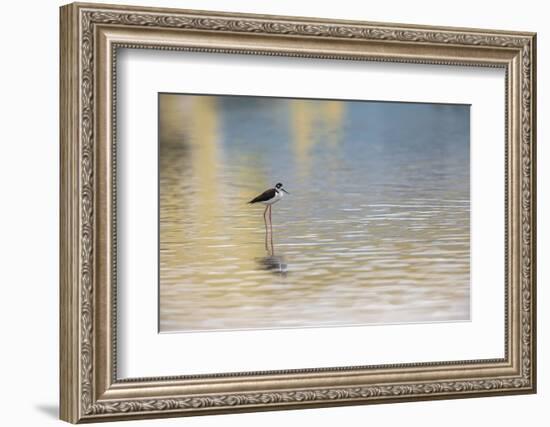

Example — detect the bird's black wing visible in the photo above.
[248,188,276,204]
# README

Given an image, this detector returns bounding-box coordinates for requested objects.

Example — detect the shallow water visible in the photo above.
[159,94,470,332]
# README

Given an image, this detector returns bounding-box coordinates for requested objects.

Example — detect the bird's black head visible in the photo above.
[275,182,289,194]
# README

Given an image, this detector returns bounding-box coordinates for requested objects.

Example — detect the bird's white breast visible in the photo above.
[264,190,283,205]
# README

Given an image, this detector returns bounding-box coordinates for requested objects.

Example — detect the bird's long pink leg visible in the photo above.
[269,205,274,254]
[264,205,269,251]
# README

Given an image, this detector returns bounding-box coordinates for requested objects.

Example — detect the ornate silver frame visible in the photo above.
[60,2,537,423]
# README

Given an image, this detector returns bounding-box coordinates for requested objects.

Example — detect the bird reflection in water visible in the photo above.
[257,253,288,276]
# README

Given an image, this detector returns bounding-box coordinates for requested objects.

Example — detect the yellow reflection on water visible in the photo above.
[321,100,344,147]
[291,100,345,177]
[189,96,222,249]
[291,100,315,177]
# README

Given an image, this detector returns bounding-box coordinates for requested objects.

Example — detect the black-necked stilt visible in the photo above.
[248,183,289,251]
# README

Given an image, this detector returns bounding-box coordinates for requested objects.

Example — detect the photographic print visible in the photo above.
[159,93,470,333]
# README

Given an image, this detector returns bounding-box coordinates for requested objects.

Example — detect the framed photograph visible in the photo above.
[59,2,537,423]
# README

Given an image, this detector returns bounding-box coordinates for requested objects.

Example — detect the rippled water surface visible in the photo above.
[159,94,470,332]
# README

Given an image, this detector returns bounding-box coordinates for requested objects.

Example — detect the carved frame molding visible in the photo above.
[60,2,536,423]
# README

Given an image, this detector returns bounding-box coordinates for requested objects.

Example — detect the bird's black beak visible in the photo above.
[282,188,289,194]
